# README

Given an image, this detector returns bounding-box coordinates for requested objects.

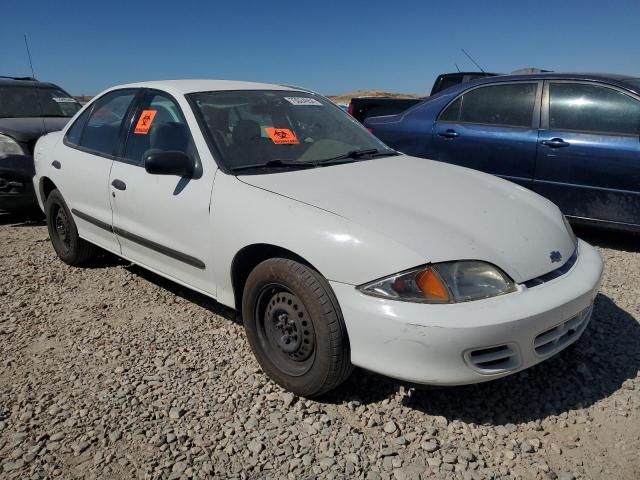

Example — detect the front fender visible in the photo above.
[210,174,425,308]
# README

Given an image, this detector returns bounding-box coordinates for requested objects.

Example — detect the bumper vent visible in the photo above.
[524,249,578,288]
[534,305,593,356]
[464,344,520,374]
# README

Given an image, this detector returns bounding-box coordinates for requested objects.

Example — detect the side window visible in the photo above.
[65,108,92,145]
[549,83,640,135]
[451,83,537,127]
[76,90,136,156]
[439,97,461,122]
[123,93,196,165]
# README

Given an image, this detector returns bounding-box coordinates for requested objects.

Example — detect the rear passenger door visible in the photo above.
[432,82,542,189]
[109,89,217,295]
[534,81,640,225]
[57,89,138,253]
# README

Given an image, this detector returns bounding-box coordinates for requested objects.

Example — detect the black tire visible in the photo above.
[45,189,97,266]
[242,258,353,397]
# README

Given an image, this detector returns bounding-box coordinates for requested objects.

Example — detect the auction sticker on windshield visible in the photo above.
[265,128,299,145]
[52,97,77,103]
[284,97,323,106]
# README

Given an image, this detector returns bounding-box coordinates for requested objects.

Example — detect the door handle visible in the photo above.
[51,160,61,169]
[438,129,459,139]
[111,179,127,191]
[541,138,570,148]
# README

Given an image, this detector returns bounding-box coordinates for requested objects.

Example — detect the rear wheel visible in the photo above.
[45,189,97,266]
[242,258,353,397]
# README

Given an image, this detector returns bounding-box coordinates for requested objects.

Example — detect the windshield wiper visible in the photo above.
[316,148,399,164]
[231,149,400,173]
[231,159,318,173]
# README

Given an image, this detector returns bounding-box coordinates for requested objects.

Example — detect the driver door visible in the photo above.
[109,89,217,295]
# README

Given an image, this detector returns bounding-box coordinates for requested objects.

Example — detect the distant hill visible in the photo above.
[327,90,422,104]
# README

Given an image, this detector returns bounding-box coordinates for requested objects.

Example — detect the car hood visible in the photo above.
[0,117,70,143]
[239,155,576,283]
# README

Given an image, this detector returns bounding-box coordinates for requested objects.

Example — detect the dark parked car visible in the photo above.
[366,73,640,232]
[0,76,81,211]
[348,97,423,124]
[430,71,499,96]
[348,72,498,124]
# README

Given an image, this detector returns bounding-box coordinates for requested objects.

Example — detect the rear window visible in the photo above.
[0,86,81,118]
[439,83,537,127]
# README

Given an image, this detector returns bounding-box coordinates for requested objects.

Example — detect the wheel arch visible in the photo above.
[230,243,322,312]
[39,176,59,204]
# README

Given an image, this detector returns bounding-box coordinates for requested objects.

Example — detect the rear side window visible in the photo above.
[74,90,136,156]
[123,92,196,165]
[65,108,92,145]
[440,83,537,127]
[549,83,640,135]
[439,97,461,122]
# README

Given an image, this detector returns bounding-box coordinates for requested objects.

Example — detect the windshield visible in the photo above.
[0,86,81,118]
[625,78,640,92]
[189,90,395,173]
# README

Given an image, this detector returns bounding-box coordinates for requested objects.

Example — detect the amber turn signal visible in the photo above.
[416,268,450,302]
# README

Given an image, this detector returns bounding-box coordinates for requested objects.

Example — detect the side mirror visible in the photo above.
[144,150,194,177]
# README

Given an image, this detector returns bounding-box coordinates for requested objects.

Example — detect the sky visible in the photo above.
[1,0,639,97]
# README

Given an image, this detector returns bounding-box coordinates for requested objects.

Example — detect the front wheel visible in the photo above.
[45,189,97,266]
[242,258,353,397]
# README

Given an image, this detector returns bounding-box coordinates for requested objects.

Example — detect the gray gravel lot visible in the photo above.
[0,212,639,479]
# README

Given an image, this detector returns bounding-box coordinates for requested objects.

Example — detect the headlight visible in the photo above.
[358,261,516,304]
[563,215,577,247]
[0,134,25,156]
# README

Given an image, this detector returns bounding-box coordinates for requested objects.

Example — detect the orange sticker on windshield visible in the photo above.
[134,110,158,135]
[265,128,299,145]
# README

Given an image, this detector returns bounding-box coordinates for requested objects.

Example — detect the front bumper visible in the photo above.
[0,155,37,211]
[331,239,603,385]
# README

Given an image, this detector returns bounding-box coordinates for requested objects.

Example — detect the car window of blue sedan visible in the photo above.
[439,83,537,128]
[549,83,640,136]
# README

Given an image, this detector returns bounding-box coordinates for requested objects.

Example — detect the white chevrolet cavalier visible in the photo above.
[33,80,603,396]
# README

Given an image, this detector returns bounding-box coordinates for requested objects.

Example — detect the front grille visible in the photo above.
[464,344,520,374]
[534,305,593,356]
[0,178,26,194]
[524,248,578,288]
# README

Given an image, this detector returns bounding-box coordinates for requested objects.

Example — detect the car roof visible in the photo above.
[436,71,500,76]
[452,72,640,94]
[112,79,300,96]
[0,76,59,88]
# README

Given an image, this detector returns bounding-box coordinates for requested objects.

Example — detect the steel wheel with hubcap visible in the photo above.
[243,258,353,397]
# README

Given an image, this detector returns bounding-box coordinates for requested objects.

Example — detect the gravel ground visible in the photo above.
[1,211,639,480]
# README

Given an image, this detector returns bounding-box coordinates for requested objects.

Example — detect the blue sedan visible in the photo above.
[366,73,640,232]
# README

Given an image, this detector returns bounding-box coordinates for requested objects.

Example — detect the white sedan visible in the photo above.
[33,80,603,396]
